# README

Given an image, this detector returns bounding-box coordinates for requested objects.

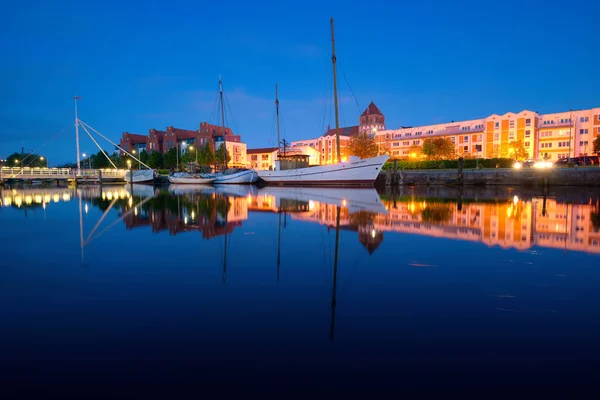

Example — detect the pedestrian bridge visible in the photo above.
[0,167,127,182]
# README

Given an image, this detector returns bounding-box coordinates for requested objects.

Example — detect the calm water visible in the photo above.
[2,183,600,393]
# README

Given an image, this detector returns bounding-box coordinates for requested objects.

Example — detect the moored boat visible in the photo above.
[257,154,388,187]
[125,169,157,184]
[167,172,217,184]
[213,168,258,184]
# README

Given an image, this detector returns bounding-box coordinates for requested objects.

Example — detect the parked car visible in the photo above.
[554,156,599,166]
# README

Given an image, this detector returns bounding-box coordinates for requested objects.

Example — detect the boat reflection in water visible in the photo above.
[2,184,600,255]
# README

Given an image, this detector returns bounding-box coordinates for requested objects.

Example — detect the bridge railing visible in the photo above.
[1,167,73,177]
[1,167,128,179]
[76,169,127,178]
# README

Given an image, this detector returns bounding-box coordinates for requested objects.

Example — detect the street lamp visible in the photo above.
[132,149,140,170]
[82,153,90,169]
[40,156,48,168]
[189,145,198,165]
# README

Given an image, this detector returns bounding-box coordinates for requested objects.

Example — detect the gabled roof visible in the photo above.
[361,101,383,117]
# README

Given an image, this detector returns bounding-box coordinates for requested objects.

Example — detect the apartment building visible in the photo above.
[376,107,600,161]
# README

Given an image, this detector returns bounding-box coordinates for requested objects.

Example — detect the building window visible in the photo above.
[524,141,530,146]
[580,141,588,146]
[580,129,589,134]
[495,122,499,128]
[509,133,515,141]
[525,118,531,127]
[525,130,531,138]
[463,146,468,152]
[510,121,515,128]
[580,116,589,122]
[494,133,499,141]
[261,155,269,160]
[463,135,468,141]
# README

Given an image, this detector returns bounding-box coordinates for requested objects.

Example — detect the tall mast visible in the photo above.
[330,18,341,164]
[74,96,81,171]
[276,83,281,157]
[219,76,228,170]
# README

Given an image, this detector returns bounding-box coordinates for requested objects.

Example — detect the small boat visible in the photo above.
[168,172,217,184]
[125,169,157,184]
[213,168,258,184]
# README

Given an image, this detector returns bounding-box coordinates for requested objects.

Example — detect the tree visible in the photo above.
[199,143,215,166]
[508,140,529,161]
[215,143,231,168]
[347,133,378,159]
[6,152,46,168]
[91,150,111,169]
[593,136,600,155]
[140,150,149,165]
[163,148,178,169]
[147,151,164,169]
[422,137,456,160]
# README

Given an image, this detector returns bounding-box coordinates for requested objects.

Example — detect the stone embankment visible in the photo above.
[376,166,600,187]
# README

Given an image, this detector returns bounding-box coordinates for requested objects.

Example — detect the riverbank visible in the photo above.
[375,166,600,187]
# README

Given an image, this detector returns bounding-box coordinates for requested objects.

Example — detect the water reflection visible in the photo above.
[2,184,600,254]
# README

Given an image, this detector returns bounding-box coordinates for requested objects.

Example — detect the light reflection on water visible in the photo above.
[3,184,598,255]
[1,183,600,392]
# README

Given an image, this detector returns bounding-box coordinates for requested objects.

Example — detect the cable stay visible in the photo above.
[78,123,118,169]
[78,119,151,169]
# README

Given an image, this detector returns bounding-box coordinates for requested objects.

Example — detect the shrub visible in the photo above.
[382,158,514,170]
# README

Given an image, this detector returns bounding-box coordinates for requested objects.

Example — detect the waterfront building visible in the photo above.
[289,101,387,164]
[375,107,600,161]
[119,122,246,166]
[246,147,279,170]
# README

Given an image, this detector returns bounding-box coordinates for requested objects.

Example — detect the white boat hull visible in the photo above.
[214,169,258,184]
[168,176,217,184]
[256,154,389,186]
[257,186,387,215]
[125,169,156,184]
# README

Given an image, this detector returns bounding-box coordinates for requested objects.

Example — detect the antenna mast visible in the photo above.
[74,96,81,171]
[330,18,341,164]
[276,83,281,157]
[219,76,228,170]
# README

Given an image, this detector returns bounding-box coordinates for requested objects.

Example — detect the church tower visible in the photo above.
[359,102,385,135]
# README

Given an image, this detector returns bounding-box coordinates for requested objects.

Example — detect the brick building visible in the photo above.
[119,121,244,161]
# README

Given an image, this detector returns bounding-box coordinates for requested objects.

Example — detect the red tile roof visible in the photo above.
[360,101,383,117]
[246,147,279,154]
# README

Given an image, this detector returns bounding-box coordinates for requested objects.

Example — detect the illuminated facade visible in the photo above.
[289,102,386,164]
[375,107,600,161]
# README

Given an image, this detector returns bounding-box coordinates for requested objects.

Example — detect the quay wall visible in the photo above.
[375,167,600,187]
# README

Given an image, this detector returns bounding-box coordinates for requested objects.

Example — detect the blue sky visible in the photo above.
[1,0,599,165]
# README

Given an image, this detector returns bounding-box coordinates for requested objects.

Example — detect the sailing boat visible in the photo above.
[256,18,389,187]
[168,77,257,185]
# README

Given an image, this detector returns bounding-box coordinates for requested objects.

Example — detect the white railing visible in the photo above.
[1,167,72,176]
[0,167,127,179]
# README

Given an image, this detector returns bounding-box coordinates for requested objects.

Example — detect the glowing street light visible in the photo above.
[189,145,198,164]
